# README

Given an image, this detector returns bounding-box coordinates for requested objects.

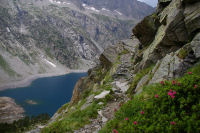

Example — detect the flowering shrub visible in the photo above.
[99,64,200,133]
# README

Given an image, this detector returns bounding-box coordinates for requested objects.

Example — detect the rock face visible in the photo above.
[0,97,24,124]
[191,33,200,58]
[132,15,160,46]
[70,77,86,105]
[44,0,200,132]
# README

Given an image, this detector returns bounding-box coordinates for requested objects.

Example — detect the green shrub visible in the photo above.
[100,64,200,133]
[42,103,101,133]
[178,48,188,59]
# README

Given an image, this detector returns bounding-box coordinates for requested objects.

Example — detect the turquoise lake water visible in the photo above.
[0,73,87,117]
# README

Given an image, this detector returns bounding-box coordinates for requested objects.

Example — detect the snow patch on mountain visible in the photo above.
[49,0,71,5]
[114,10,123,15]
[101,8,111,12]
[44,59,56,68]
[82,4,100,12]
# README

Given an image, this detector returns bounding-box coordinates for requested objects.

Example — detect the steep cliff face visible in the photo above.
[0,0,154,87]
[42,0,200,132]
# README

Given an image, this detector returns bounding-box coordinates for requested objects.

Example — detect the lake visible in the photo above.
[0,73,87,117]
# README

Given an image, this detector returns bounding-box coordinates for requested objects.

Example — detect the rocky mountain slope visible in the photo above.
[42,0,200,132]
[0,0,154,88]
[67,0,154,19]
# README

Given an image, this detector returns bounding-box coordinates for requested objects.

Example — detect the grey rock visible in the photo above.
[94,91,110,99]
[115,81,129,93]
[135,74,149,93]
[191,33,200,58]
[150,52,182,83]
[121,38,140,54]
[132,14,160,46]
[184,2,200,36]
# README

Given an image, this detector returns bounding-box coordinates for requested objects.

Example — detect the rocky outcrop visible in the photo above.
[135,0,200,70]
[184,2,200,37]
[0,97,24,124]
[70,77,90,105]
[132,15,160,47]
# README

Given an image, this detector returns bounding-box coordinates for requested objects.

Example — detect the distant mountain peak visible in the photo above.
[67,0,154,19]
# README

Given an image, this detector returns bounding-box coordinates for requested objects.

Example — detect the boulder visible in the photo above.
[132,14,160,47]
[115,81,129,93]
[149,52,182,83]
[94,91,110,99]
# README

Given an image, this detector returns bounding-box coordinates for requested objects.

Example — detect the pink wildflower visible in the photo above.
[160,81,164,85]
[155,94,159,98]
[171,95,175,99]
[194,85,198,89]
[172,80,176,85]
[188,72,192,75]
[113,129,118,133]
[177,82,181,86]
[114,108,117,112]
[141,111,144,115]
[170,121,176,125]
[168,90,176,99]
[133,121,137,125]
[125,117,129,121]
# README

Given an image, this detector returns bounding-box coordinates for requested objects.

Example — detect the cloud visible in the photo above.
[138,0,158,7]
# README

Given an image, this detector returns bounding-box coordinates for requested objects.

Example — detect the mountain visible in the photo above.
[41,0,200,132]
[68,0,154,19]
[0,0,154,88]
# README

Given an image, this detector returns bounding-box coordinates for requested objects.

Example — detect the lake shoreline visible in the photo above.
[0,69,87,91]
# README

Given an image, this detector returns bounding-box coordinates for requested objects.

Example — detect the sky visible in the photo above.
[138,0,158,7]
